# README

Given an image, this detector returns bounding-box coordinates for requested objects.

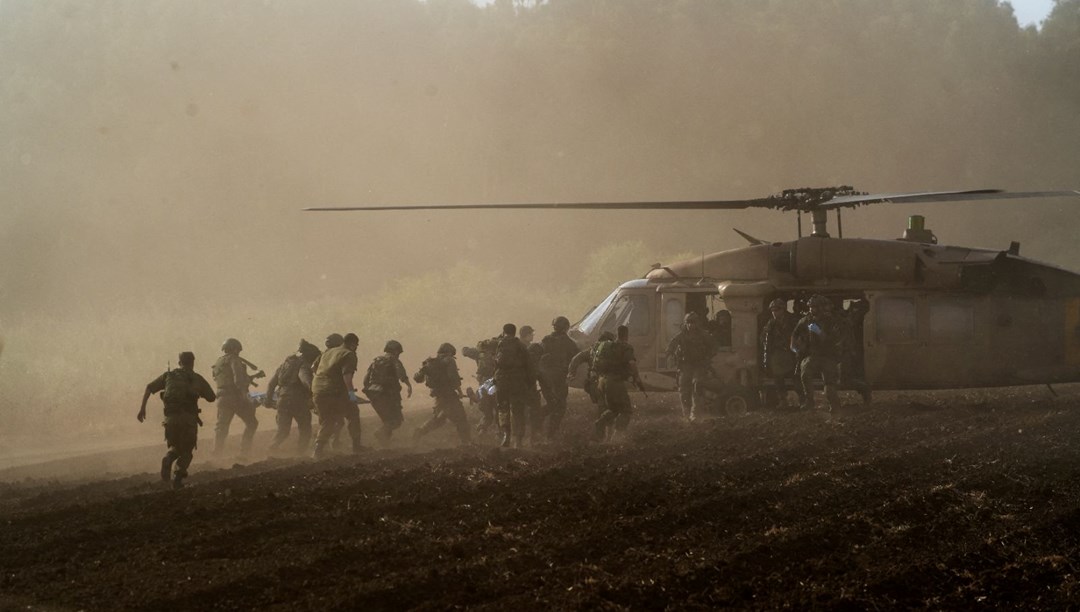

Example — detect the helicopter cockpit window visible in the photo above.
[600,293,651,337]
[576,289,620,336]
[876,297,917,343]
[929,299,974,342]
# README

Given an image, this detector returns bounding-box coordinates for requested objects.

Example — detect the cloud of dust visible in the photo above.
[1,0,1078,454]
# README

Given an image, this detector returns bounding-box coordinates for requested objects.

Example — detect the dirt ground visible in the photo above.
[3,387,1080,610]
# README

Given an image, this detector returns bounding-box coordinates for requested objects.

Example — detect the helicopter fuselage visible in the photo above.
[569,235,1080,398]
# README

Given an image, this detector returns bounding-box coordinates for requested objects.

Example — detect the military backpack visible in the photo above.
[162,368,196,404]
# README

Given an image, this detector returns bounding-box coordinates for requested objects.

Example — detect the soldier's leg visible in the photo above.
[495,389,512,447]
[235,399,259,456]
[822,359,842,412]
[689,367,707,421]
[213,397,237,455]
[526,389,543,445]
[678,369,694,419]
[608,381,632,439]
[343,402,362,452]
[546,378,569,438]
[270,403,292,450]
[161,422,178,481]
[799,357,819,410]
[171,420,198,488]
[477,397,495,434]
[592,377,613,440]
[511,393,528,448]
[295,405,313,455]
[444,398,472,445]
[313,398,343,458]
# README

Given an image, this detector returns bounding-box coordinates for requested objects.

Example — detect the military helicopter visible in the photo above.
[309,186,1080,412]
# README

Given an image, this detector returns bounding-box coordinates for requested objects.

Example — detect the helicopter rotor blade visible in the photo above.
[820,189,1080,210]
[304,199,776,212]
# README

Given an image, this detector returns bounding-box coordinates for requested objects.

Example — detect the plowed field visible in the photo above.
[3,388,1080,610]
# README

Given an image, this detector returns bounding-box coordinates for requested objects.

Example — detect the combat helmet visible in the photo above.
[808,294,831,310]
[384,339,404,354]
[438,342,456,356]
[221,338,243,353]
[325,333,344,349]
[683,312,702,325]
[298,339,321,359]
[552,316,571,331]
[768,298,786,311]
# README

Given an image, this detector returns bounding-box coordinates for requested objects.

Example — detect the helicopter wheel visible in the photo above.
[722,390,753,416]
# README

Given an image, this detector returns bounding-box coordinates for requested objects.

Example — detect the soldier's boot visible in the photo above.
[498,424,512,448]
[825,386,841,414]
[160,451,177,482]
[312,441,329,460]
[172,468,188,490]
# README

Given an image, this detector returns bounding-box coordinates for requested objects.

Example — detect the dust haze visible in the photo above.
[1,0,1078,454]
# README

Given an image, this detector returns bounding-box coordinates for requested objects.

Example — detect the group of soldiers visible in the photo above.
[137,315,635,488]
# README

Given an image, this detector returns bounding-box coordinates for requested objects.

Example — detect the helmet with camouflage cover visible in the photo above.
[552,316,570,331]
[325,333,344,348]
[769,298,786,311]
[438,342,456,356]
[808,294,831,310]
[221,338,242,353]
[384,339,404,354]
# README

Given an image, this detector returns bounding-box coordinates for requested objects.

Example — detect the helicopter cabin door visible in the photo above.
[656,288,729,372]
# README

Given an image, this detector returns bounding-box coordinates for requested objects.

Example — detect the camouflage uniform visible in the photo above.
[212,352,258,455]
[494,334,535,448]
[311,345,361,456]
[363,352,409,442]
[761,309,802,408]
[539,328,580,438]
[462,337,499,433]
[413,348,471,445]
[592,339,637,440]
[265,346,318,454]
[666,318,716,421]
[791,305,844,412]
[143,366,216,486]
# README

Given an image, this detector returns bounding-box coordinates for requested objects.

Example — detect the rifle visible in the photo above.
[237,356,266,387]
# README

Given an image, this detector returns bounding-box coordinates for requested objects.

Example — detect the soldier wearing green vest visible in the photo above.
[592,325,644,441]
[311,332,361,457]
[138,351,216,489]
[212,338,259,456]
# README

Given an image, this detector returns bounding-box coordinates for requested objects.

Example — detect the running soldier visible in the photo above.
[761,298,803,410]
[312,332,362,457]
[413,343,471,445]
[494,323,534,448]
[212,338,259,457]
[265,339,321,454]
[791,294,844,412]
[462,335,500,434]
[665,313,715,421]
[568,330,616,416]
[362,340,413,443]
[592,325,644,441]
[462,336,499,386]
[540,315,580,439]
[138,351,216,488]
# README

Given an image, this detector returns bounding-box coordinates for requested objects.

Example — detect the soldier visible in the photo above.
[840,300,873,405]
[212,338,259,457]
[312,332,362,457]
[362,339,413,443]
[265,339,321,455]
[761,298,803,409]
[540,315,580,439]
[592,325,644,441]
[138,351,216,489]
[791,294,844,412]
[519,325,547,446]
[707,310,733,348]
[413,343,471,445]
[568,330,616,415]
[494,323,534,448]
[665,313,716,421]
[462,336,499,386]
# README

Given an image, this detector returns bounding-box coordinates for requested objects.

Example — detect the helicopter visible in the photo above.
[308,186,1080,412]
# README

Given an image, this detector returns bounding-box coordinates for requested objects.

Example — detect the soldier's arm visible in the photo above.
[198,376,217,403]
[396,360,413,398]
[138,374,167,422]
[342,353,359,392]
[299,365,313,390]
